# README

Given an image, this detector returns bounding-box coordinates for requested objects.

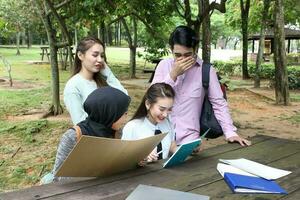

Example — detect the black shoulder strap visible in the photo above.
[202,62,211,91]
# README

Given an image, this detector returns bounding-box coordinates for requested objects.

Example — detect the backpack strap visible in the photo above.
[202,62,211,93]
[73,125,82,142]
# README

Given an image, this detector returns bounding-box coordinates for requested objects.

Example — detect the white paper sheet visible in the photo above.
[219,158,292,180]
[216,163,257,177]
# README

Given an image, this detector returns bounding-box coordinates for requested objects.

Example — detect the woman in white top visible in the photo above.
[122,83,177,164]
[64,36,128,124]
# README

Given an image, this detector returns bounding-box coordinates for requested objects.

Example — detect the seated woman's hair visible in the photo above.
[131,83,175,120]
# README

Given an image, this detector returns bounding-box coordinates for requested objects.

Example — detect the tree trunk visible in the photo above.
[202,0,211,63]
[22,32,26,46]
[274,0,289,105]
[16,32,21,56]
[240,0,250,79]
[107,25,113,46]
[45,0,73,70]
[45,15,63,115]
[100,21,106,43]
[121,17,137,78]
[254,0,271,88]
[26,27,32,49]
[32,0,63,116]
[118,21,122,46]
[234,40,238,50]
[74,28,78,47]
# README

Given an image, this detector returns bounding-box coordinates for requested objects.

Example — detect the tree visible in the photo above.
[211,11,241,49]
[0,0,34,55]
[121,16,138,78]
[254,0,271,88]
[273,0,289,105]
[31,0,74,116]
[202,0,211,62]
[240,0,251,79]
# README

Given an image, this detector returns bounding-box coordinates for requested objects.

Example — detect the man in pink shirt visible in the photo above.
[152,25,251,147]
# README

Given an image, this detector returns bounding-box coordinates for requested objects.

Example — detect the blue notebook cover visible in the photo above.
[224,172,287,194]
[163,138,201,168]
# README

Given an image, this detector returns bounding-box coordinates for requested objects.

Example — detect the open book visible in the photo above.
[163,138,201,168]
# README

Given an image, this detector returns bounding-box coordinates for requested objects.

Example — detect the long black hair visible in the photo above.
[72,36,107,87]
[169,25,199,50]
[131,83,175,120]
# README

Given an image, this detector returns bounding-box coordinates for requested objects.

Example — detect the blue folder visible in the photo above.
[163,138,201,168]
[224,172,287,194]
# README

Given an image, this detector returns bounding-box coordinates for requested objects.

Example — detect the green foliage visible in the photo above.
[286,53,300,65]
[225,0,299,37]
[212,60,242,76]
[137,40,169,62]
[212,60,300,89]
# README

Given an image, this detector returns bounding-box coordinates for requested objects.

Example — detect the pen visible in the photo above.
[156,149,166,155]
[200,128,211,139]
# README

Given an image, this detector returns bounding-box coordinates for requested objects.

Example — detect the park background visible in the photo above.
[0,0,299,192]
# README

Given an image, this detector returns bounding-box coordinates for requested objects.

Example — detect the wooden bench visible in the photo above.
[143,58,162,83]
[1,135,299,200]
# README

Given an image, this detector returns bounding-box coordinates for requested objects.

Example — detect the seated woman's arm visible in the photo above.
[53,129,77,175]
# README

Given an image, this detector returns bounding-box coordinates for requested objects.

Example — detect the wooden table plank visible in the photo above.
[0,135,298,200]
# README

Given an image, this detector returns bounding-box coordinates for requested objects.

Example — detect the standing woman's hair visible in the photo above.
[131,83,175,120]
[169,25,199,50]
[73,36,107,87]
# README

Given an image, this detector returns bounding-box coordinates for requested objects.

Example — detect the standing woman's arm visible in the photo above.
[102,65,128,95]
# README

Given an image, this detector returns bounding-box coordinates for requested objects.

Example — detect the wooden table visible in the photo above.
[1,135,299,200]
[40,47,50,61]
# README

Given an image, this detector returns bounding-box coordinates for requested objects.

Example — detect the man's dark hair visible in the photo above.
[169,25,199,50]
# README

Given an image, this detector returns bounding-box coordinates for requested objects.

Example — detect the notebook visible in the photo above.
[126,184,210,200]
[217,162,288,194]
[163,138,201,168]
[224,172,287,194]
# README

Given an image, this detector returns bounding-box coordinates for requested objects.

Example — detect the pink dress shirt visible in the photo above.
[152,57,237,144]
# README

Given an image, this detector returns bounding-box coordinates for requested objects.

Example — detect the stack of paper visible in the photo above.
[217,158,291,194]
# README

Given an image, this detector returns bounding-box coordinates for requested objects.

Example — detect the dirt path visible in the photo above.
[229,88,300,140]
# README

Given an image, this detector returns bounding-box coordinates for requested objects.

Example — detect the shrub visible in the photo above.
[212,60,300,89]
